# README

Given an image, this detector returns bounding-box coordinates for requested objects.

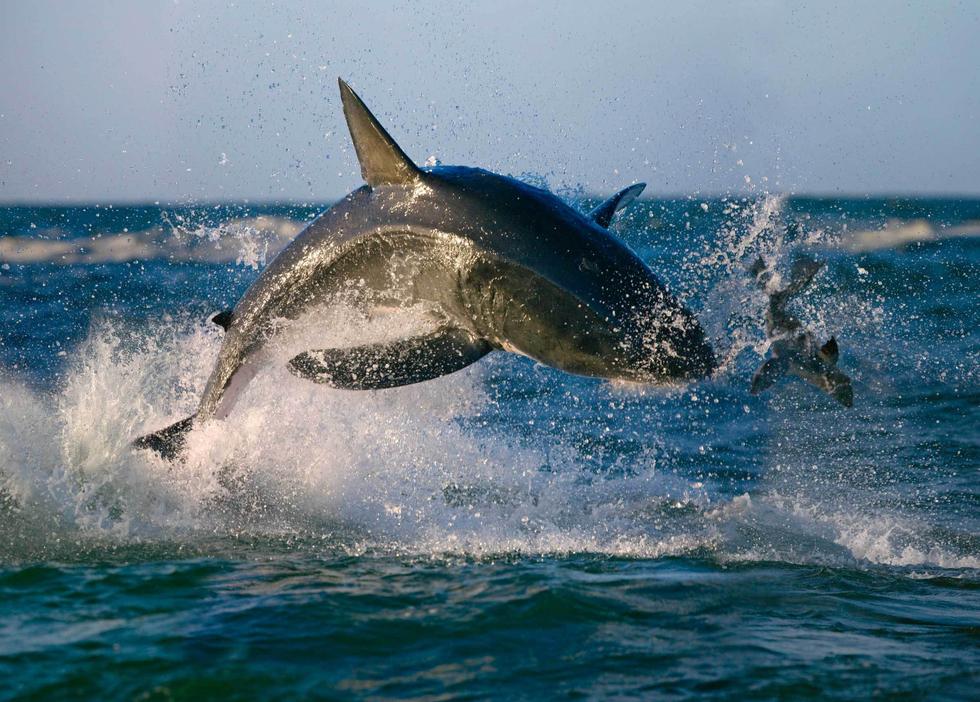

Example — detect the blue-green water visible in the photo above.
[0,196,978,700]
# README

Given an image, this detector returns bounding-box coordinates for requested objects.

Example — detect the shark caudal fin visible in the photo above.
[338,78,421,187]
[132,415,196,461]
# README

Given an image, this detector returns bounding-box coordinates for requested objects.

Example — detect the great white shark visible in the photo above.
[134,79,717,458]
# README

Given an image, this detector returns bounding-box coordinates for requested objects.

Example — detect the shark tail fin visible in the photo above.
[132,415,196,461]
[338,78,421,187]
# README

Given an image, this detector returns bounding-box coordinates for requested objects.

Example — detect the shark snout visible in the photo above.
[655,315,717,380]
[679,334,717,379]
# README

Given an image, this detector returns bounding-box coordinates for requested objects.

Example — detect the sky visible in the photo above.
[1,0,978,202]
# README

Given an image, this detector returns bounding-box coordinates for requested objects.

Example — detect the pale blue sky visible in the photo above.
[1,1,978,202]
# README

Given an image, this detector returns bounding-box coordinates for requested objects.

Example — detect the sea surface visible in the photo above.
[0,195,977,700]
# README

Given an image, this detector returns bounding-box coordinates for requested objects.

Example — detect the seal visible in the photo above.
[749,255,853,407]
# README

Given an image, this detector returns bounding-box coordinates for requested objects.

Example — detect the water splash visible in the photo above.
[0,197,974,574]
[0,308,970,572]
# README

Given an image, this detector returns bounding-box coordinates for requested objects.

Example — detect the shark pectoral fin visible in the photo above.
[211,308,233,331]
[588,183,646,228]
[132,414,196,461]
[819,336,840,365]
[288,327,493,390]
[338,78,422,187]
[750,357,788,395]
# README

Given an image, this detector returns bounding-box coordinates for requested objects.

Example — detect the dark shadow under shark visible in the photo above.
[134,79,717,459]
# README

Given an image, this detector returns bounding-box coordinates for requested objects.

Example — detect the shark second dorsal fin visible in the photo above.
[588,183,646,228]
[338,78,421,188]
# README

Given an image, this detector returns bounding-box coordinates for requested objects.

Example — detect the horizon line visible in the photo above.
[3,191,980,208]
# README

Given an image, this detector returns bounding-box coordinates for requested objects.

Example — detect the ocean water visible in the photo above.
[0,195,977,700]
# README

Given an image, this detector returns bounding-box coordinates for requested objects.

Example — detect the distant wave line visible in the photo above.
[2,215,979,265]
[0,216,304,265]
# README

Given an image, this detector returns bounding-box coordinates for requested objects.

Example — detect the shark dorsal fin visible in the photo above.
[338,78,421,188]
[588,183,646,228]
